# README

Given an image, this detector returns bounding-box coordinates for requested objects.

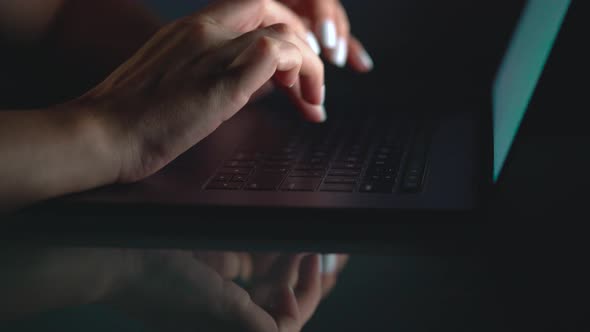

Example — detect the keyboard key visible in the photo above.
[263,160,294,167]
[218,168,252,175]
[231,152,259,161]
[231,175,248,182]
[261,168,289,174]
[311,151,329,158]
[224,160,256,168]
[335,156,360,163]
[330,162,363,170]
[267,154,297,161]
[281,178,321,191]
[245,173,286,191]
[294,164,326,171]
[365,167,397,176]
[212,174,232,182]
[359,182,394,193]
[319,183,356,192]
[324,177,357,184]
[402,179,420,192]
[206,182,243,190]
[328,170,361,177]
[289,170,325,178]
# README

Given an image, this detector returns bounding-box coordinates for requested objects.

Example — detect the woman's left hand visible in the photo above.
[276,0,374,72]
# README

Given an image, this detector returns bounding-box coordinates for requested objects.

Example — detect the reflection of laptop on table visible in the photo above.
[17,0,577,245]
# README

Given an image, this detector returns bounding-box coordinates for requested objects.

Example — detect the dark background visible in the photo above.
[2,1,589,331]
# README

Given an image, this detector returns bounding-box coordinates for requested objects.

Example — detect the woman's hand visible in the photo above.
[75,0,325,184]
[277,0,374,71]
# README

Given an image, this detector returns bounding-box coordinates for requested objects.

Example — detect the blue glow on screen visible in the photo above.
[492,0,571,182]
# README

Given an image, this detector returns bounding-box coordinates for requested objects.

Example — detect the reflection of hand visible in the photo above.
[277,0,374,71]
[1,248,323,332]
[106,250,322,332]
[194,251,349,298]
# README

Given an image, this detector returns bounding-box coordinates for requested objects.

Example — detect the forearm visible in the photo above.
[0,104,118,213]
[0,247,135,320]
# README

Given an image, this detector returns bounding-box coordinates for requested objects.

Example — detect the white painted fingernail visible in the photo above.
[320,85,326,105]
[316,105,327,122]
[333,37,348,68]
[359,48,374,70]
[306,31,321,55]
[320,20,337,49]
[320,254,338,274]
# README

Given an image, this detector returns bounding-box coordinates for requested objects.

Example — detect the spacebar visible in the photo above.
[245,172,286,191]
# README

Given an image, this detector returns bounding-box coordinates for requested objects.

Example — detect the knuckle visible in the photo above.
[341,21,350,34]
[223,81,250,116]
[269,23,292,36]
[188,20,213,41]
[316,57,325,74]
[220,279,253,314]
[255,36,280,58]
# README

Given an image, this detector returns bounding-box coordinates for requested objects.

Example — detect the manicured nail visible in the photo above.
[359,47,374,70]
[320,20,338,49]
[320,85,326,105]
[306,31,321,55]
[320,254,338,274]
[316,105,327,122]
[333,37,348,68]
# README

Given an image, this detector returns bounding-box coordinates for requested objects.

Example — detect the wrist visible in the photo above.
[95,248,145,305]
[58,98,123,188]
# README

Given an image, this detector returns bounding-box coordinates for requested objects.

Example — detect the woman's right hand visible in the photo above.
[75,0,325,185]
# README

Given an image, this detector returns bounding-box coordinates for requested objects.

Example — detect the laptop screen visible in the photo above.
[492,0,571,182]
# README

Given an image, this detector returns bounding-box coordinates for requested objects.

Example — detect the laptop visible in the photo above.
[15,0,579,239]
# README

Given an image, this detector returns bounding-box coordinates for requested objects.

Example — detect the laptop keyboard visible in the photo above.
[204,113,430,194]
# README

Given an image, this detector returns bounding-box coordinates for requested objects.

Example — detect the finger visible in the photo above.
[218,31,303,116]
[347,35,374,72]
[192,251,241,280]
[331,3,350,68]
[293,254,322,324]
[222,24,324,105]
[216,279,279,332]
[251,255,320,332]
[263,24,324,105]
[263,1,321,55]
[238,252,254,281]
[282,80,326,123]
[267,254,305,288]
[250,81,276,103]
[251,252,282,279]
[309,0,338,50]
[141,251,278,332]
[198,0,269,32]
[248,254,303,317]
[320,254,349,298]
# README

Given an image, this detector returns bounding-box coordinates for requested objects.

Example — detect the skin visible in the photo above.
[0,247,324,332]
[1,0,329,212]
[0,0,373,213]
[1,0,360,329]
[195,251,349,298]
